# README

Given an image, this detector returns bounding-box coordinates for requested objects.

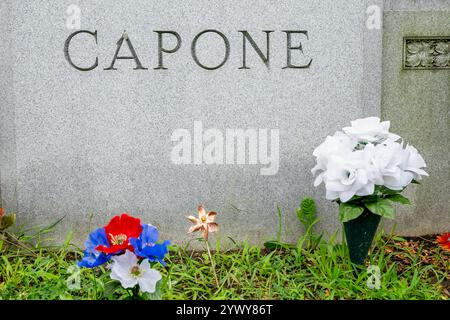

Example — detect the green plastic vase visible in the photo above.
[344,209,381,266]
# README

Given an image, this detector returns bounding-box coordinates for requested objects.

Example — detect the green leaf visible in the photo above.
[339,203,364,223]
[347,195,363,202]
[387,194,411,205]
[361,195,380,203]
[263,241,294,251]
[146,280,163,300]
[103,280,121,299]
[300,197,317,217]
[378,186,403,195]
[297,197,317,229]
[365,199,395,219]
[202,253,210,263]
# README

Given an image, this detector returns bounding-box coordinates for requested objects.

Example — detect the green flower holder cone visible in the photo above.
[344,209,381,266]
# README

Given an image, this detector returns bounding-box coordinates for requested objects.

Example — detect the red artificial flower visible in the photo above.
[437,233,450,251]
[96,213,142,255]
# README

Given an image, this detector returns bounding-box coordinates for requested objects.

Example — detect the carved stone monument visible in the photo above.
[0,0,448,244]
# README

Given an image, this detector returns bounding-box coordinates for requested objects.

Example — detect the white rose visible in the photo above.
[311,131,356,187]
[367,141,428,190]
[323,151,375,202]
[342,117,400,144]
[367,142,410,190]
[402,144,428,180]
[312,117,429,201]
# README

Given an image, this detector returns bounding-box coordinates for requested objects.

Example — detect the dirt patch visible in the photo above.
[384,234,449,297]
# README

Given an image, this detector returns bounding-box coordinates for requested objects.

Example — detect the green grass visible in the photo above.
[0,228,448,300]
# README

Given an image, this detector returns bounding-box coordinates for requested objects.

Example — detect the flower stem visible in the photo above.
[0,231,37,257]
[206,241,219,288]
[130,286,140,300]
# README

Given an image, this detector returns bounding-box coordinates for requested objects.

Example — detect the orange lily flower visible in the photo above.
[437,233,450,251]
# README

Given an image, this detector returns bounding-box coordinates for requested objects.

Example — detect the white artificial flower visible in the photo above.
[311,131,356,187]
[362,141,428,191]
[110,250,162,293]
[402,144,429,180]
[322,151,375,202]
[342,117,400,144]
[368,141,413,190]
[312,117,428,201]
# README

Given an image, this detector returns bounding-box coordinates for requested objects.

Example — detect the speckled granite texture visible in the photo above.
[382,10,450,236]
[3,0,445,246]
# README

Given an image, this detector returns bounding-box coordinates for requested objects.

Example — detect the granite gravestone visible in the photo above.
[7,0,447,246]
[381,1,450,236]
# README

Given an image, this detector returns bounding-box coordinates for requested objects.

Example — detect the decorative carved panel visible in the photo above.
[403,37,450,70]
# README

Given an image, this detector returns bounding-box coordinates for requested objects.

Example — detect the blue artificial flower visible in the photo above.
[130,224,170,266]
[77,227,112,268]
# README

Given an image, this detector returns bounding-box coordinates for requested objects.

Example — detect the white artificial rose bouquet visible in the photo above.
[312,117,428,222]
